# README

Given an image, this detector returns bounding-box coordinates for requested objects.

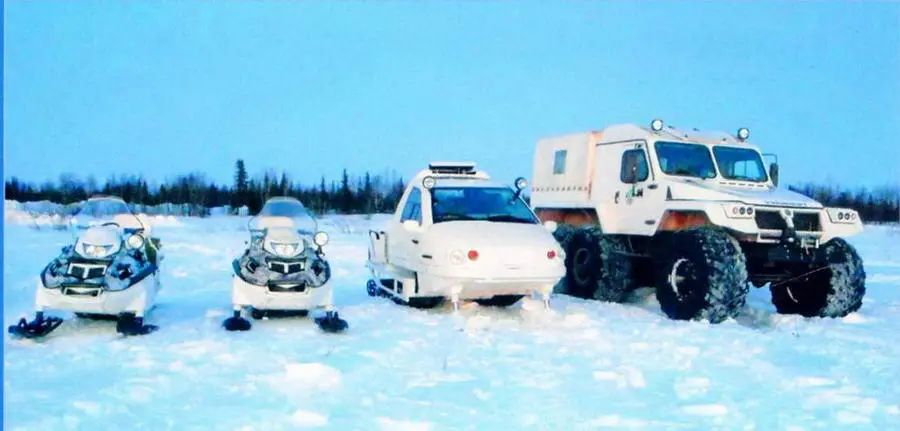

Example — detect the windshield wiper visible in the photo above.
[437,212,477,222]
[486,215,536,224]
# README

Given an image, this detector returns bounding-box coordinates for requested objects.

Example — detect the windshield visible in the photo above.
[654,141,717,179]
[712,146,768,182]
[430,187,538,224]
[249,197,318,235]
[69,197,144,234]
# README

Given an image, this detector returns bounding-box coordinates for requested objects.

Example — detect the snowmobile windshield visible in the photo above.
[430,187,539,224]
[712,146,769,182]
[654,141,718,179]
[249,198,318,235]
[68,197,145,234]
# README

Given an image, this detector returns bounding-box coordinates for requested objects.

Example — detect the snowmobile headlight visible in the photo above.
[80,243,118,259]
[271,242,302,258]
[314,231,329,247]
[126,234,145,250]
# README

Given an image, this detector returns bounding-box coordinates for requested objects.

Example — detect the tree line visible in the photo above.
[5,160,407,216]
[4,159,900,223]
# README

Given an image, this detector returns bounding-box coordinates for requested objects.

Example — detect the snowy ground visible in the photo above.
[4,214,900,430]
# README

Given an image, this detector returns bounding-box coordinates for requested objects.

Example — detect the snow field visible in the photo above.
[4,216,899,430]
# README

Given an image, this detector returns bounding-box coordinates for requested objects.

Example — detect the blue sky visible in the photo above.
[4,1,899,189]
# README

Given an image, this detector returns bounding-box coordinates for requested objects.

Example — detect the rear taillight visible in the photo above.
[547,250,557,259]
[467,250,479,261]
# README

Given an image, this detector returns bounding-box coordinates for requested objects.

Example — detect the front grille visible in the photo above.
[62,285,102,297]
[68,264,107,279]
[268,260,305,275]
[754,210,821,232]
[267,283,307,293]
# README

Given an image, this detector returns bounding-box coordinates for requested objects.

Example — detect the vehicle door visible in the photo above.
[388,187,424,268]
[613,142,661,234]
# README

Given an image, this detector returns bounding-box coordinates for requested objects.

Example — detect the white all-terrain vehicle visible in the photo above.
[366,162,566,310]
[530,119,866,323]
[8,196,164,338]
[223,197,348,333]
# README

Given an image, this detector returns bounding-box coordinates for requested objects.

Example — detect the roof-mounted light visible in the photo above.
[650,119,664,132]
[422,176,436,190]
[515,177,528,190]
[737,127,750,141]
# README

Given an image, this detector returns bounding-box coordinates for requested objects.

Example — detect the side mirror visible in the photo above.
[401,219,421,232]
[542,220,558,232]
[769,162,779,187]
[622,164,639,184]
[513,177,528,200]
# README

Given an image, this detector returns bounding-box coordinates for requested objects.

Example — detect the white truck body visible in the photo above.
[367,162,565,308]
[530,123,862,243]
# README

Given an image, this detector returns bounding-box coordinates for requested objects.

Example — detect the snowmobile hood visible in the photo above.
[666,178,823,209]
[265,227,303,243]
[79,225,121,246]
[262,227,307,258]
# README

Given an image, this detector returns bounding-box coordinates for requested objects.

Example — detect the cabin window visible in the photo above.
[620,149,649,183]
[400,188,422,223]
[553,150,567,174]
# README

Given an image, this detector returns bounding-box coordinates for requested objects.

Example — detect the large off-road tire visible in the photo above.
[770,237,866,318]
[654,227,749,323]
[559,226,634,302]
[550,223,580,294]
[474,295,524,307]
[551,223,580,255]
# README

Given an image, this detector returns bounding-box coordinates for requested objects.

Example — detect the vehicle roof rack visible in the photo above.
[428,161,477,175]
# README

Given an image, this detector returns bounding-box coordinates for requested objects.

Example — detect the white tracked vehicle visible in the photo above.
[530,119,866,323]
[223,197,348,333]
[8,196,164,338]
[366,162,566,310]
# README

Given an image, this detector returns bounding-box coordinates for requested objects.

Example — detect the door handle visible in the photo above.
[647,184,658,190]
[411,239,419,244]
[614,191,620,204]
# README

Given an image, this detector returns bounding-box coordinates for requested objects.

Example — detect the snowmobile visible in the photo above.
[223,196,348,333]
[8,196,164,339]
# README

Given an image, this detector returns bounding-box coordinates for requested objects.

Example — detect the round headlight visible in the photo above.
[314,231,329,247]
[422,176,436,190]
[650,119,664,131]
[449,249,465,265]
[515,177,528,190]
[737,127,750,140]
[126,234,145,249]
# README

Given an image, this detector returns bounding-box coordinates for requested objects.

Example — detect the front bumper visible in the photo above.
[35,276,156,316]
[415,270,562,300]
[231,276,332,311]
